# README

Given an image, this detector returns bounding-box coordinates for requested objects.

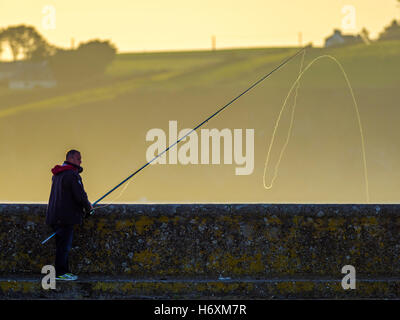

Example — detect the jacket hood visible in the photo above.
[51,161,83,175]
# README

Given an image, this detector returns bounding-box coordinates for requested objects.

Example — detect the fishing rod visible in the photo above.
[41,46,306,245]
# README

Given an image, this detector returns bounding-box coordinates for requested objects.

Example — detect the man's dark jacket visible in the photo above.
[46,161,91,225]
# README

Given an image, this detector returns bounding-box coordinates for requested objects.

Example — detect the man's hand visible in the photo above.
[84,204,94,218]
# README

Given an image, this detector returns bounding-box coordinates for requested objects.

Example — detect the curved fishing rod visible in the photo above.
[41,46,306,245]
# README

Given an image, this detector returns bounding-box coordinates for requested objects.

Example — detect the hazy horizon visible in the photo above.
[0,0,398,55]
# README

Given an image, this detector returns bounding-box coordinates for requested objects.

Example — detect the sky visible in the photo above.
[0,0,399,52]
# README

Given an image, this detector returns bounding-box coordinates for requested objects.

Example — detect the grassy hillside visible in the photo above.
[0,41,399,203]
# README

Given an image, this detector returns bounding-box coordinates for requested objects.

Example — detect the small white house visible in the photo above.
[8,61,56,89]
[325,29,362,47]
[0,61,57,89]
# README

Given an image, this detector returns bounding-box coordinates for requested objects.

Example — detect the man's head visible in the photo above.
[66,149,82,167]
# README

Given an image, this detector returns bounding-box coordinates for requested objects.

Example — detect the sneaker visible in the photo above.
[56,273,78,281]
[65,273,78,280]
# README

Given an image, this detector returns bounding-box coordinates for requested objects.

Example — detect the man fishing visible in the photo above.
[46,149,93,281]
[42,47,307,248]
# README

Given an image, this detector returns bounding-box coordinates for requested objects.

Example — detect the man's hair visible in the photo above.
[66,149,80,160]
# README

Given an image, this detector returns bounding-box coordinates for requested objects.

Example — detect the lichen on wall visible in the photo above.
[0,203,398,278]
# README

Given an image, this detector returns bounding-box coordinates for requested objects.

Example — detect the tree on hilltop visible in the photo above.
[0,25,54,61]
[50,39,117,82]
[378,19,400,41]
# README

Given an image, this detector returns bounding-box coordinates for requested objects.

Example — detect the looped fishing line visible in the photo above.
[92,51,370,207]
[263,53,370,203]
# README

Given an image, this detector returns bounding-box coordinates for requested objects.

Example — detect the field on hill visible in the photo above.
[0,41,399,203]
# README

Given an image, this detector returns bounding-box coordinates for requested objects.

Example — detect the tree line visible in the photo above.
[0,25,117,83]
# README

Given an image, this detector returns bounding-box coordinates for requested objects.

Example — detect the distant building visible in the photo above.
[324,29,362,47]
[378,20,400,41]
[0,61,57,89]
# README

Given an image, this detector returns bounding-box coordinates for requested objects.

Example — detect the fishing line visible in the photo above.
[91,178,133,211]
[263,54,370,203]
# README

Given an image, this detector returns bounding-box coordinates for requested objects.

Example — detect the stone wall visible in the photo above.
[0,203,398,278]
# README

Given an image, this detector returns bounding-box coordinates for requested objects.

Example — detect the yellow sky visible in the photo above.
[0,0,399,52]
